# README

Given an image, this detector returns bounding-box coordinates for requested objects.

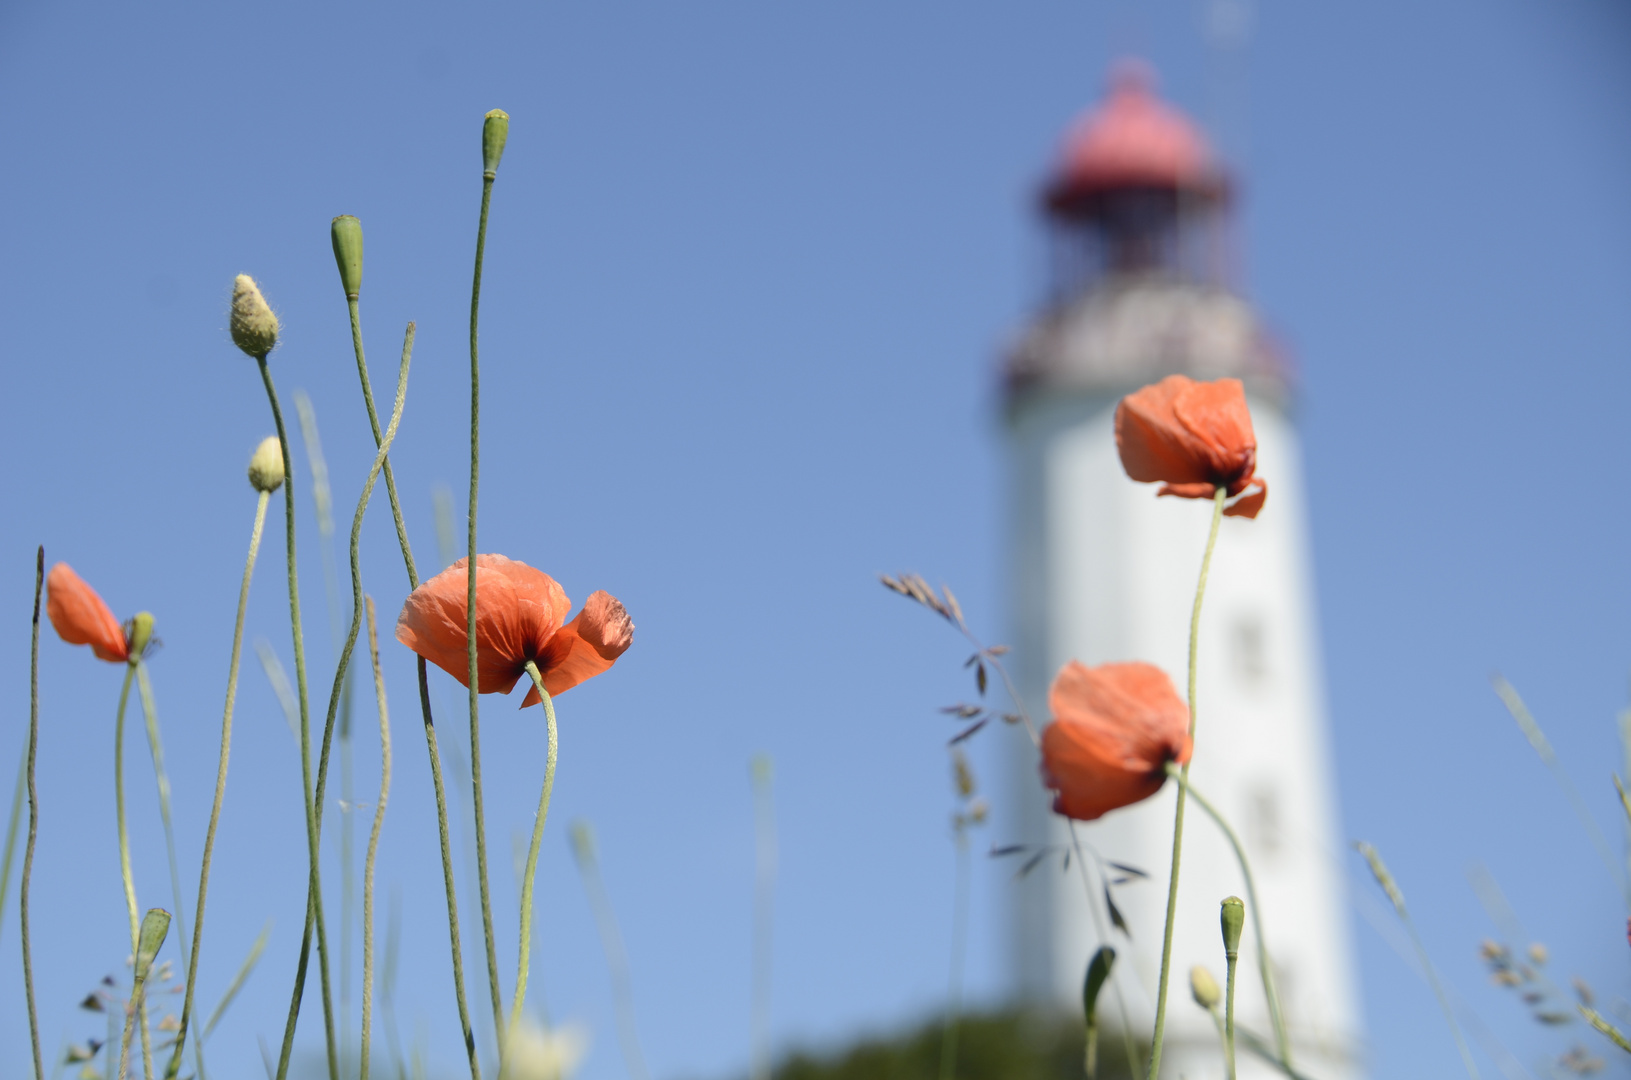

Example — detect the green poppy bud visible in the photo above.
[483,109,510,178]
[1190,964,1221,1009]
[126,612,155,664]
[1221,896,1245,958]
[229,274,280,358]
[134,908,171,981]
[248,436,285,493]
[331,215,364,300]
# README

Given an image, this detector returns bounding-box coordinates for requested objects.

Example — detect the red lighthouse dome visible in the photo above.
[1045,60,1227,217]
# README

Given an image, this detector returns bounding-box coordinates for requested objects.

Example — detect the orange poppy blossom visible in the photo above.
[46,563,130,664]
[1040,660,1192,821]
[1114,374,1267,519]
[395,554,632,705]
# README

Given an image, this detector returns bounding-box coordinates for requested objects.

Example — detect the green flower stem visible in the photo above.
[1162,763,1291,1067]
[419,658,482,1079]
[469,167,506,1052]
[510,663,560,1039]
[260,354,339,1080]
[1146,485,1227,1080]
[1224,941,1238,1080]
[166,489,270,1079]
[114,664,141,948]
[346,298,418,581]
[22,547,43,1080]
[361,597,393,1080]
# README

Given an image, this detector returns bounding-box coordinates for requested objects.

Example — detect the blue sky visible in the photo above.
[1,3,1629,1079]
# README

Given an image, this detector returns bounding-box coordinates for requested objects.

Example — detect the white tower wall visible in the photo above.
[1006,388,1363,1079]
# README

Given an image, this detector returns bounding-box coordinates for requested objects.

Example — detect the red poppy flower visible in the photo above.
[46,563,129,664]
[1040,660,1192,821]
[1114,374,1267,519]
[395,554,632,705]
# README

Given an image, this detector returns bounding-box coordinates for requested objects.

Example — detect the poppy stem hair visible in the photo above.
[468,114,507,1052]
[1161,761,1292,1068]
[1146,484,1227,1080]
[166,485,272,1080]
[22,546,44,1080]
[259,354,340,1080]
[136,659,194,1073]
[361,596,393,1080]
[510,661,560,1037]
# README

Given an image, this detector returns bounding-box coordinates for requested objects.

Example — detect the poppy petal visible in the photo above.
[1171,378,1257,484]
[1115,376,1217,486]
[395,555,569,694]
[521,591,634,705]
[46,563,128,663]
[1156,481,1217,501]
[1224,479,1267,519]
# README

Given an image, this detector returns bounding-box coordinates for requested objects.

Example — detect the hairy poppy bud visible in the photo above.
[483,109,510,178]
[331,216,364,300]
[230,274,280,358]
[126,612,155,662]
[248,436,285,493]
[1221,896,1245,958]
[1190,965,1221,1009]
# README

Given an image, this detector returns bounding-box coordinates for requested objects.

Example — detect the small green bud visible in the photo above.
[248,436,285,493]
[483,109,510,178]
[230,274,280,358]
[126,612,155,663]
[134,907,171,981]
[331,215,364,300]
[1082,945,1115,1025]
[1221,896,1245,958]
[1190,964,1221,1009]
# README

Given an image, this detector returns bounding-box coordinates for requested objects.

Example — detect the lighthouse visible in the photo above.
[1003,62,1363,1078]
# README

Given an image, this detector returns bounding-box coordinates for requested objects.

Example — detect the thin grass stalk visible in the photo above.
[0,742,27,940]
[296,388,357,1080]
[166,488,270,1079]
[510,664,560,1038]
[259,353,339,1080]
[1162,763,1290,1066]
[1064,824,1143,1077]
[114,664,140,949]
[1146,486,1227,1080]
[361,598,393,1080]
[381,887,409,1080]
[570,821,650,1080]
[22,546,44,1080]
[135,663,191,1019]
[1355,840,1478,1078]
[468,164,506,1052]
[201,920,272,1043]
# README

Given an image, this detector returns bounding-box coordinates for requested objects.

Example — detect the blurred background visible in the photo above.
[1,2,1629,1078]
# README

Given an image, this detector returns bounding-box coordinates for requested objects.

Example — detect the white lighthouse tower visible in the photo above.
[1003,62,1363,1078]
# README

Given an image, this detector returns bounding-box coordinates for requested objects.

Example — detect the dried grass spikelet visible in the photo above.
[247,436,285,493]
[229,274,279,358]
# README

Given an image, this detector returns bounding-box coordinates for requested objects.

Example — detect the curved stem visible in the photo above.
[1224,944,1238,1080]
[1146,485,1226,1080]
[1065,824,1143,1077]
[511,662,560,1038]
[114,664,140,950]
[166,490,269,1078]
[469,170,506,1051]
[420,658,482,1079]
[346,297,419,583]
[22,547,43,1080]
[1163,763,1291,1068]
[362,597,393,1080]
[260,355,338,1080]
